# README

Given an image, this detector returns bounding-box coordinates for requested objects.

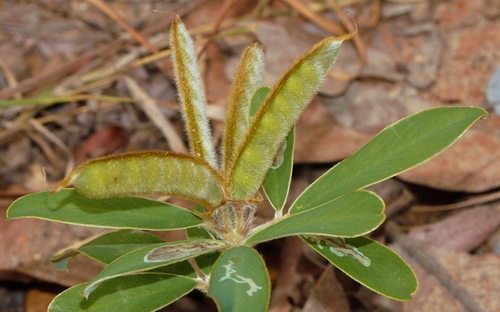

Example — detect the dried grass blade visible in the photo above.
[123,76,188,154]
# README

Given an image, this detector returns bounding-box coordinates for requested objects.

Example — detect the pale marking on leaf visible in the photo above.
[144,241,224,262]
[306,235,370,267]
[219,260,262,296]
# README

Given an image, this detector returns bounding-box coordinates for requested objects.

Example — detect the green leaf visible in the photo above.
[246,190,385,245]
[48,273,196,312]
[249,86,295,211]
[208,246,270,312]
[291,107,488,213]
[248,86,271,118]
[50,230,166,270]
[83,239,225,298]
[146,260,197,277]
[7,189,203,230]
[262,128,295,212]
[303,236,418,301]
[228,36,347,200]
[186,227,220,275]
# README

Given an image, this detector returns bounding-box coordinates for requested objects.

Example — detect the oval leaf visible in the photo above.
[248,86,271,118]
[208,246,270,312]
[48,273,196,312]
[303,236,418,301]
[50,230,166,270]
[262,127,295,212]
[228,35,350,199]
[7,189,203,230]
[291,107,488,213]
[83,239,225,298]
[186,227,221,276]
[246,190,385,245]
[53,151,225,209]
[249,87,295,211]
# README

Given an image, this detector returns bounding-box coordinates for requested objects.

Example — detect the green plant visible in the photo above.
[7,16,487,311]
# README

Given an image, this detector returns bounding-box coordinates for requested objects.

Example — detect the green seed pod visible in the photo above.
[171,16,217,168]
[222,43,265,174]
[53,151,226,209]
[228,34,350,200]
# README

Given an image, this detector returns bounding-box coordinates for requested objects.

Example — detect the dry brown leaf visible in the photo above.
[73,125,129,164]
[25,289,56,312]
[431,0,500,104]
[294,97,372,163]
[324,82,431,134]
[252,20,351,96]
[409,205,500,252]
[267,237,303,310]
[0,137,30,190]
[387,222,499,312]
[407,30,443,90]
[302,265,350,312]
[398,244,500,312]
[204,44,232,106]
[399,114,500,192]
[0,214,104,287]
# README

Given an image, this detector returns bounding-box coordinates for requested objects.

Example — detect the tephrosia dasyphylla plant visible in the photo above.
[7,16,487,312]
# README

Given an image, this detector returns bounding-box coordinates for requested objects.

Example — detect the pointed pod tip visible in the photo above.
[51,176,73,194]
[174,14,181,23]
[50,188,61,195]
[323,17,357,46]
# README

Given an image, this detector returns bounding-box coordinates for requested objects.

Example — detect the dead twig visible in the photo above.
[411,190,500,212]
[0,43,122,100]
[85,0,158,54]
[197,0,237,58]
[0,0,207,100]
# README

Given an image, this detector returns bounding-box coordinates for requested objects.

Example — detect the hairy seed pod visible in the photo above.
[171,16,217,168]
[228,34,352,199]
[222,43,265,174]
[53,151,226,209]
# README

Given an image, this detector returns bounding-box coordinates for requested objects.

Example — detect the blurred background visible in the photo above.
[1,0,499,311]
